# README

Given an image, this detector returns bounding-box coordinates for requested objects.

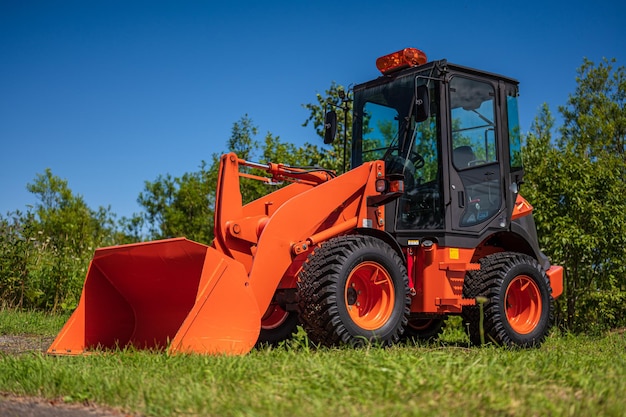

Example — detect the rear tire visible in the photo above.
[462,252,554,347]
[298,235,411,347]
[257,304,299,346]
[402,317,445,341]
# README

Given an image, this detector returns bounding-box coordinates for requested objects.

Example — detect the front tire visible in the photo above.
[462,252,554,347]
[298,235,411,347]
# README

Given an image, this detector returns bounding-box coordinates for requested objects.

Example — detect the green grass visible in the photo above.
[0,312,624,417]
[0,309,69,336]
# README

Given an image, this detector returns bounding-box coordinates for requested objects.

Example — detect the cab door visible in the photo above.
[446,76,505,232]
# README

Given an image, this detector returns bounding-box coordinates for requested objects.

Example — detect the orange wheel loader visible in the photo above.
[48,48,563,355]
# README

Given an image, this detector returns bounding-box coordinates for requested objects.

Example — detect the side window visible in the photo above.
[449,77,497,169]
[507,93,523,171]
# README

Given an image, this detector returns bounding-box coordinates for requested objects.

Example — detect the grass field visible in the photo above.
[0,310,624,417]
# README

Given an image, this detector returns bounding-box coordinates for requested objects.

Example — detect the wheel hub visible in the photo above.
[505,275,542,334]
[344,261,395,331]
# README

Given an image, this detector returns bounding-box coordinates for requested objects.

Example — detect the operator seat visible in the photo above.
[453,145,475,168]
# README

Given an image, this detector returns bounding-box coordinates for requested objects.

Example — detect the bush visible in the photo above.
[575,290,626,334]
[0,213,31,308]
[0,211,92,312]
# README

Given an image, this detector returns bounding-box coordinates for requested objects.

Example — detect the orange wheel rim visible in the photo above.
[344,261,395,330]
[505,275,542,334]
[261,304,289,330]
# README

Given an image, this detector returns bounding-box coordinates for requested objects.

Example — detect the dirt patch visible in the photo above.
[0,335,54,355]
[0,394,129,417]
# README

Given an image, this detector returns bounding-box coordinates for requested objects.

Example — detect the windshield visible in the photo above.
[352,71,443,230]
[353,74,414,166]
[352,71,439,181]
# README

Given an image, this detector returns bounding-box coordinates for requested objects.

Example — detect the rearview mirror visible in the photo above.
[323,110,337,144]
[415,85,430,122]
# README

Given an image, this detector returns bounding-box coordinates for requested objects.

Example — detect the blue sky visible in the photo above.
[1,0,625,220]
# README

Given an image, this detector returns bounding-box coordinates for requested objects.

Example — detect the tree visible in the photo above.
[136,115,258,242]
[559,57,625,157]
[27,169,117,251]
[226,113,259,161]
[137,161,215,243]
[523,58,626,332]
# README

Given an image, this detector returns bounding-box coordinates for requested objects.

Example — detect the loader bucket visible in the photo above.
[47,238,261,356]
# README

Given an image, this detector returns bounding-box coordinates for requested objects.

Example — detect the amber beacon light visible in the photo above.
[376,48,428,75]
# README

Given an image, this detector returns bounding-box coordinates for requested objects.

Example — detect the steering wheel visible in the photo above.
[384,147,425,191]
[408,149,425,170]
[384,146,424,169]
